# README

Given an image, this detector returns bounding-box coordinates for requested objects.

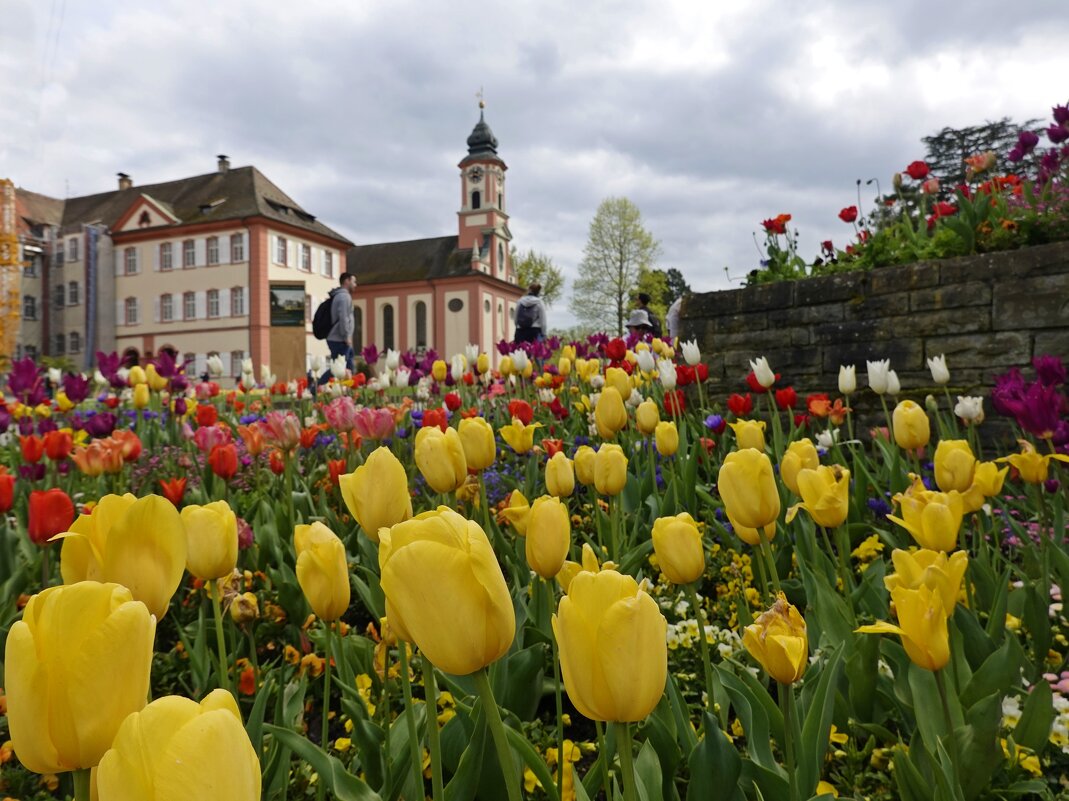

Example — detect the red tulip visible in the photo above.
[541,439,564,457]
[208,443,239,480]
[838,206,858,223]
[774,387,798,410]
[28,488,75,545]
[196,405,219,427]
[422,408,449,432]
[604,339,627,361]
[695,363,709,383]
[508,399,534,426]
[20,435,45,464]
[904,160,930,180]
[269,450,286,475]
[727,393,754,417]
[444,392,462,412]
[664,389,686,415]
[43,430,73,461]
[327,459,347,486]
[111,429,143,462]
[159,477,187,507]
[0,470,14,513]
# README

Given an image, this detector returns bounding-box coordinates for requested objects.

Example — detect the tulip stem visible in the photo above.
[612,721,639,801]
[473,668,522,801]
[424,657,445,801]
[685,583,717,726]
[756,529,782,596]
[543,578,565,801]
[209,579,231,694]
[397,644,426,800]
[934,669,960,771]
[73,768,91,801]
[778,683,800,801]
[318,623,334,801]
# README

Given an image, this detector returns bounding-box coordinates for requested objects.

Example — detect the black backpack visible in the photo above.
[515,302,537,329]
[312,290,338,340]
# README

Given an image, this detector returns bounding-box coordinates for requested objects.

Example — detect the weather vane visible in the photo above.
[476,86,485,109]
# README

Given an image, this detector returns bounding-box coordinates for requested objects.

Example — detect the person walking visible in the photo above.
[514,283,547,343]
[665,296,683,341]
[634,292,662,338]
[318,272,357,386]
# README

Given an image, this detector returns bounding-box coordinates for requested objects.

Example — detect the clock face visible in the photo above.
[469,167,483,182]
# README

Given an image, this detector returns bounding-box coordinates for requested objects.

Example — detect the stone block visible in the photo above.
[743,281,794,312]
[812,319,878,346]
[685,290,743,317]
[795,273,862,306]
[822,339,924,372]
[992,275,1069,330]
[869,262,940,294]
[790,328,811,346]
[887,310,989,338]
[709,311,769,335]
[843,291,910,321]
[783,303,843,325]
[1032,330,1069,360]
[924,332,1031,369]
[911,281,991,312]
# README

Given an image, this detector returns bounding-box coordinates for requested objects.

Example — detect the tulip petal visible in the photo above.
[154,709,262,801]
[552,608,604,721]
[595,593,667,721]
[103,496,188,619]
[4,622,62,773]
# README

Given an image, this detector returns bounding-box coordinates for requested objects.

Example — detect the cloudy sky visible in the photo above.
[3,0,1067,326]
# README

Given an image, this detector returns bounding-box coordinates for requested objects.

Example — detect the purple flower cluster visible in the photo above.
[993,355,1069,447]
[1008,101,1069,186]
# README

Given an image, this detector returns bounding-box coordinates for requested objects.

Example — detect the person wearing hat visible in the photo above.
[635,292,662,338]
[625,308,653,337]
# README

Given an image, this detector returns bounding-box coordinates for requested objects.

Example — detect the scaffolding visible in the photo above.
[0,179,20,367]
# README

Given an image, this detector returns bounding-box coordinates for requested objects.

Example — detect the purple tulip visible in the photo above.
[1016,381,1066,439]
[1018,129,1040,155]
[36,418,58,435]
[19,463,45,482]
[1048,124,1069,145]
[0,407,9,433]
[84,411,118,438]
[992,367,1027,417]
[18,417,34,436]
[1034,355,1067,387]
[361,344,379,365]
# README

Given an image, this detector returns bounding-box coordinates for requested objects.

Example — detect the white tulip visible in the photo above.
[927,354,950,385]
[635,349,656,374]
[93,370,108,388]
[838,364,856,395]
[451,354,467,381]
[626,389,645,408]
[286,380,299,396]
[749,356,775,388]
[955,395,985,425]
[866,359,891,395]
[384,349,400,370]
[312,354,327,373]
[206,354,224,377]
[241,358,253,374]
[590,374,605,390]
[325,381,345,398]
[48,367,62,385]
[260,364,273,384]
[538,388,556,403]
[511,349,529,372]
[681,340,701,366]
[241,371,255,388]
[465,343,480,365]
[367,377,383,392]
[815,429,840,449]
[330,356,348,380]
[395,367,411,387]
[116,367,130,383]
[886,370,901,396]
[657,358,677,390]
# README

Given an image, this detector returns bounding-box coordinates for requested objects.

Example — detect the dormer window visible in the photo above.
[138,211,151,227]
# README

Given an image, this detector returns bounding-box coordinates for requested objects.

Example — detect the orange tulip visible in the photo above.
[42,430,73,461]
[238,424,266,456]
[19,435,44,463]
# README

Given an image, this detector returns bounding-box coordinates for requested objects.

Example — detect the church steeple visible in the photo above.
[458,99,512,284]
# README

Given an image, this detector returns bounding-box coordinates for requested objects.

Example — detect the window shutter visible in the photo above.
[153,245,161,271]
[194,238,206,267]
[114,252,123,277]
[270,235,277,263]
[194,291,206,319]
[220,352,231,376]
[219,288,231,317]
[134,298,142,325]
[195,353,207,377]
[223,235,231,264]
[116,299,125,325]
[287,239,294,266]
[154,298,161,323]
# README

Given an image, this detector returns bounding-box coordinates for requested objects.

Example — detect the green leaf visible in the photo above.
[244,675,275,755]
[635,740,663,801]
[796,647,844,798]
[686,715,743,801]
[891,743,931,801]
[265,724,383,801]
[716,666,783,775]
[443,712,486,801]
[956,692,1001,801]
[960,634,1023,709]
[497,643,547,721]
[908,664,952,752]
[1013,680,1054,753]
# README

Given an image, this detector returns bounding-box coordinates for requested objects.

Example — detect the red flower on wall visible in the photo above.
[904,160,930,180]
[838,206,858,223]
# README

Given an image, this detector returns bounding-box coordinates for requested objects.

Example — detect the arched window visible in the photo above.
[497,244,504,275]
[353,306,363,351]
[415,301,427,348]
[471,190,481,210]
[382,303,394,350]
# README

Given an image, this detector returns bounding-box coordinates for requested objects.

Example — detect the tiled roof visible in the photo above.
[347,235,475,285]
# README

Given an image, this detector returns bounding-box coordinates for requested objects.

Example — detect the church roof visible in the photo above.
[460,110,504,167]
[17,167,352,244]
[347,235,475,285]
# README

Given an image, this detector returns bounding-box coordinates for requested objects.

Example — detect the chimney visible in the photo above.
[217,154,230,173]
[117,172,133,190]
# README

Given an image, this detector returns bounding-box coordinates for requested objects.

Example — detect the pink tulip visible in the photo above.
[352,408,396,441]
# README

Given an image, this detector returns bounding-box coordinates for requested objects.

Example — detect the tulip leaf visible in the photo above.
[956,692,1001,801]
[953,605,994,671]
[716,666,783,775]
[686,715,743,801]
[503,720,557,801]
[640,707,682,801]
[245,674,276,755]
[497,643,547,721]
[634,740,662,801]
[442,713,486,801]
[845,632,879,722]
[907,664,951,752]
[1013,680,1054,753]
[665,674,699,753]
[1023,583,1053,673]
[891,741,933,801]
[796,646,844,798]
[960,634,1023,710]
[265,724,383,801]
[983,567,1010,645]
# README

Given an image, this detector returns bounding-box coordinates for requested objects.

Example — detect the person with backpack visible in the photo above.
[514,283,547,343]
[313,272,357,386]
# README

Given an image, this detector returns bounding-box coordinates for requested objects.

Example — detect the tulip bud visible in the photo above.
[574,445,597,486]
[743,593,808,684]
[604,367,631,399]
[838,364,856,395]
[656,358,677,390]
[933,440,976,493]
[892,400,930,450]
[718,448,780,535]
[785,465,850,529]
[458,417,496,471]
[886,370,901,396]
[558,356,572,377]
[230,591,260,624]
[652,513,705,585]
[779,439,819,495]
[654,421,679,457]
[924,394,939,414]
[545,451,575,498]
[340,446,413,542]
[749,356,776,388]
[295,522,351,621]
[132,382,151,409]
[594,386,628,440]
[728,419,766,451]
[594,444,628,496]
[526,496,571,579]
[181,500,239,580]
[415,426,468,493]
[476,353,491,374]
[681,340,701,366]
[635,399,660,435]
[866,359,891,395]
[127,365,147,386]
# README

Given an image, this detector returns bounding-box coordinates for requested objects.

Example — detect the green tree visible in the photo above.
[664,267,691,301]
[633,267,668,320]
[511,247,564,307]
[921,117,1042,189]
[571,197,660,334]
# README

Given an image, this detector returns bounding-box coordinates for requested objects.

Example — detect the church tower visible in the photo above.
[458,101,513,284]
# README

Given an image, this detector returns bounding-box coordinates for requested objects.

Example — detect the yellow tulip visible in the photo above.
[651,513,705,585]
[229,591,260,625]
[887,479,964,552]
[499,417,541,454]
[654,421,679,457]
[145,363,169,392]
[295,522,351,621]
[132,383,150,409]
[55,390,74,412]
[604,366,631,399]
[718,448,780,531]
[96,689,261,800]
[635,399,660,435]
[933,440,976,493]
[526,496,571,579]
[458,417,496,471]
[561,345,576,361]
[742,593,808,684]
[553,569,667,721]
[558,357,572,377]
[476,353,490,374]
[431,359,448,382]
[56,494,187,620]
[557,543,617,593]
[4,581,155,773]
[785,465,850,529]
[594,444,628,496]
[499,489,531,535]
[998,439,1069,484]
[181,500,238,580]
[545,451,575,498]
[414,426,468,493]
[379,507,515,675]
[499,356,514,376]
[780,439,819,495]
[127,365,147,386]
[884,548,967,615]
[729,419,766,451]
[892,400,930,450]
[594,386,628,440]
[339,446,412,542]
[575,358,600,383]
[857,585,949,671]
[972,461,1009,497]
[574,445,597,486]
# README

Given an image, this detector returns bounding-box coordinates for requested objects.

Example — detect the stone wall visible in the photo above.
[679,241,1069,403]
